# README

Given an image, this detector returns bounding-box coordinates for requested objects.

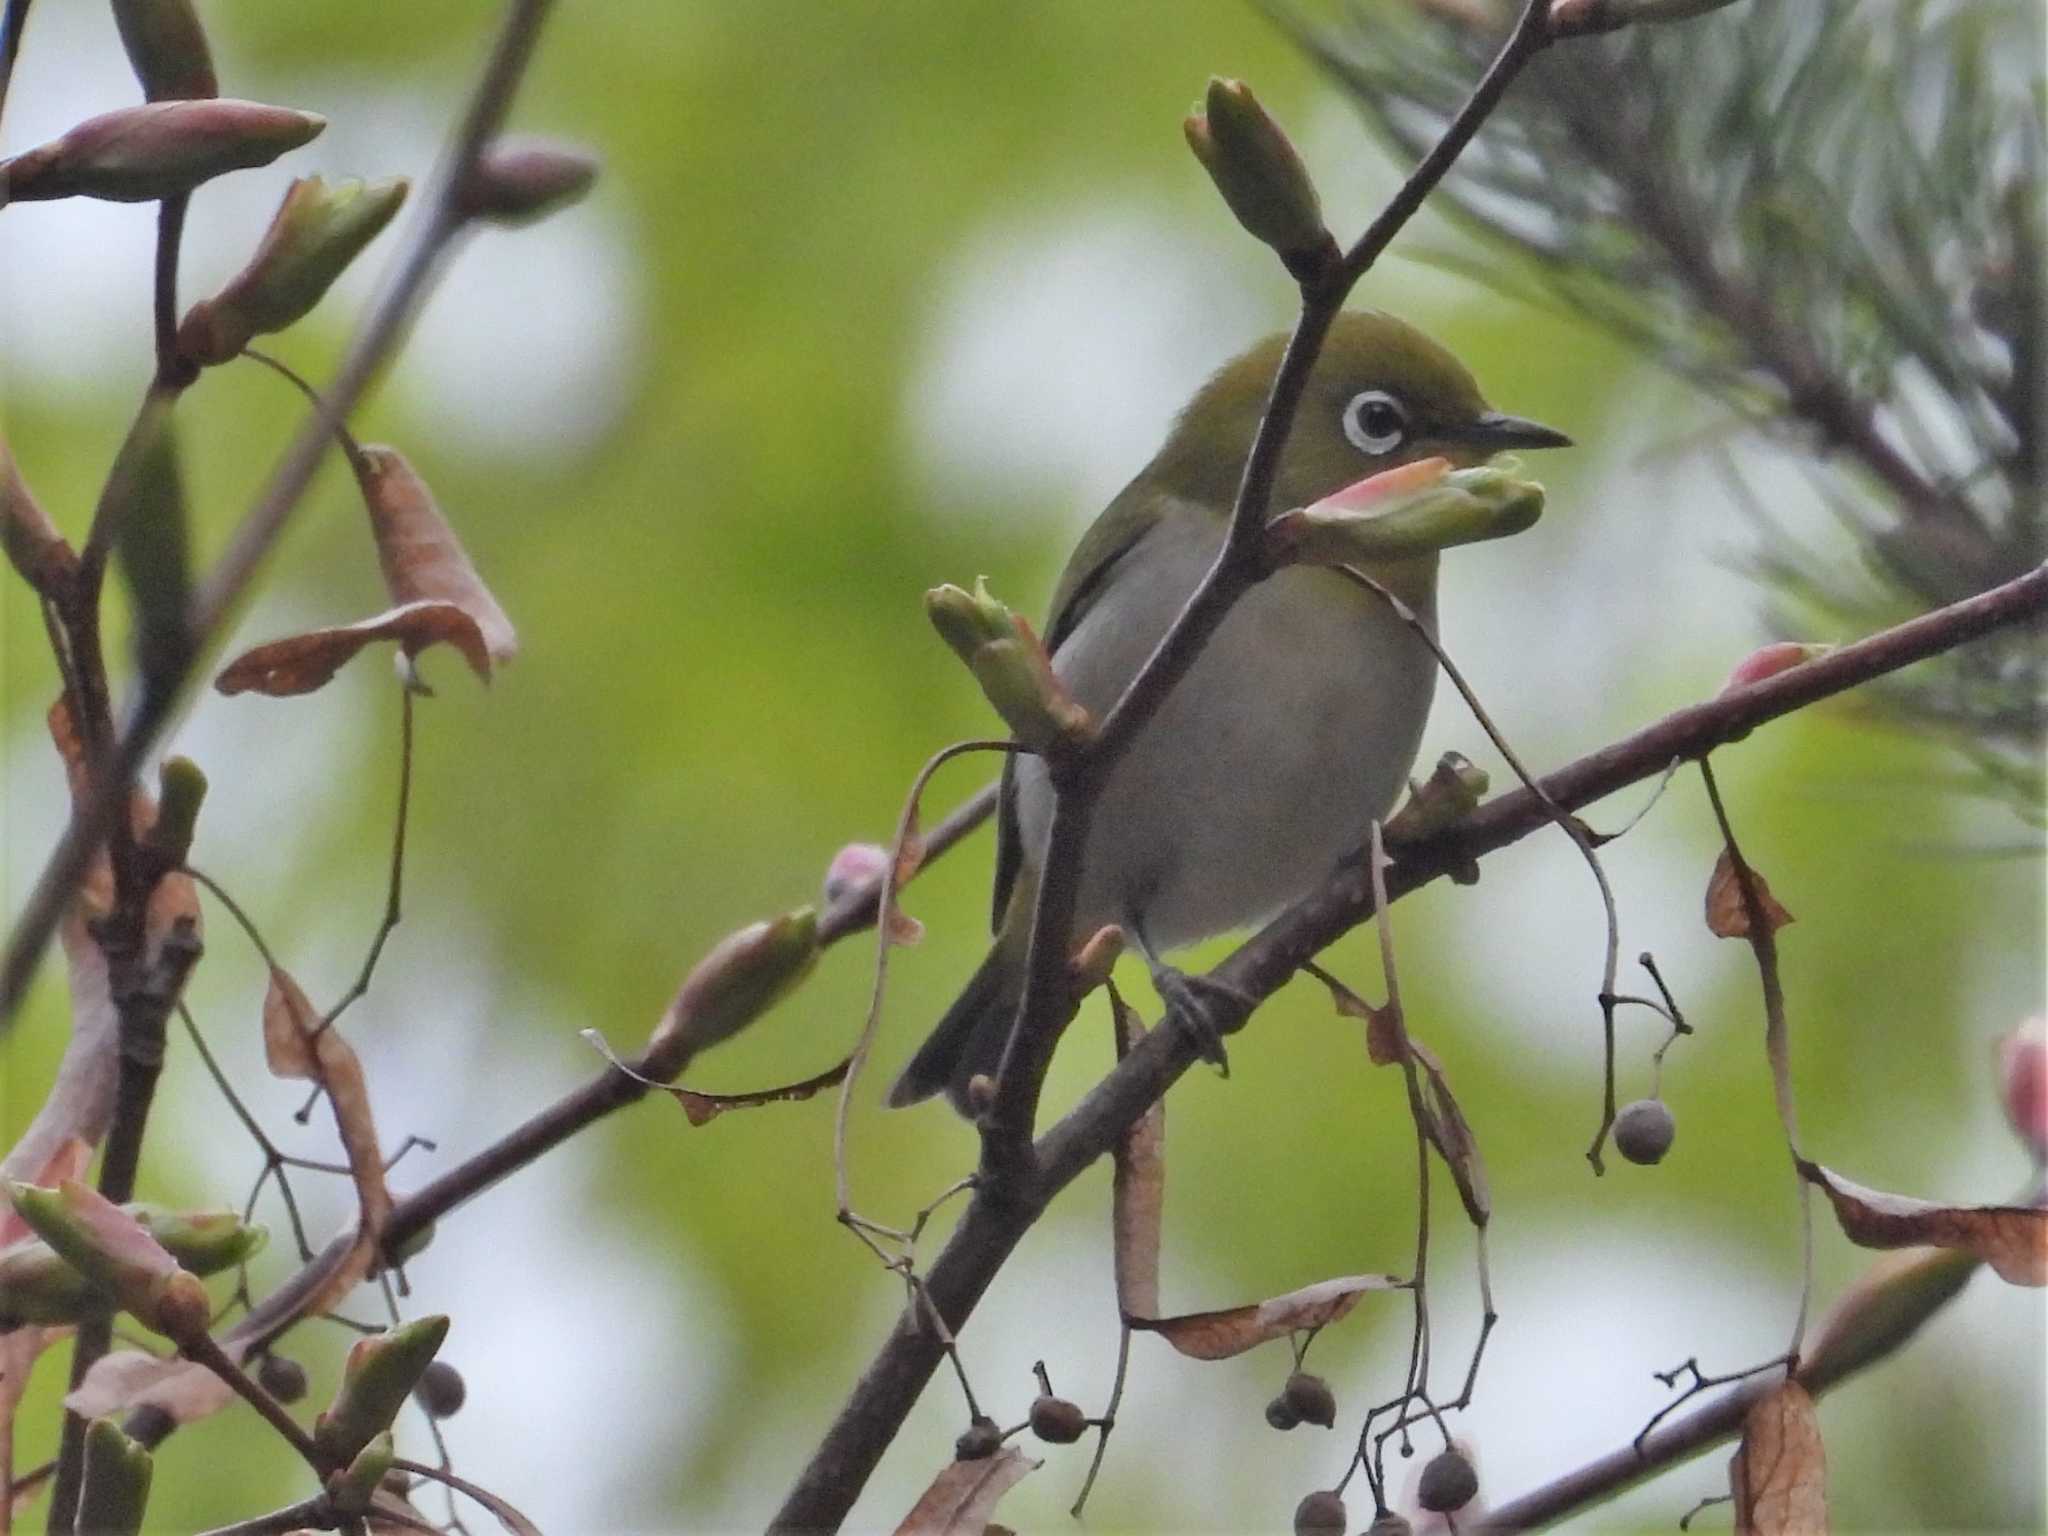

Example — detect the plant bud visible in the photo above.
[927,579,1092,753]
[1417,1447,1479,1513]
[1264,1394,1301,1432]
[1068,925,1125,1000]
[1997,1016,2047,1164]
[964,1074,996,1116]
[1185,78,1332,274]
[1280,1370,1337,1428]
[1613,1098,1676,1165]
[954,1416,1003,1461]
[0,1234,109,1327]
[1718,641,1832,696]
[177,177,409,365]
[1293,1489,1346,1536]
[145,758,208,868]
[0,100,323,206]
[76,1418,154,1536]
[256,1352,309,1404]
[111,0,218,101]
[1386,751,1490,843]
[5,1181,201,1338]
[645,907,820,1069]
[1028,1394,1088,1444]
[328,1431,394,1516]
[1268,457,1545,567]
[461,137,600,225]
[314,1315,450,1466]
[413,1358,467,1418]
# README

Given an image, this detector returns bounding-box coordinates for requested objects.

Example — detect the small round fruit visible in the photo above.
[1368,1513,1414,1536]
[1417,1448,1479,1513]
[1029,1394,1088,1444]
[1614,1098,1677,1166]
[1264,1395,1301,1431]
[413,1359,467,1418]
[1293,1490,1346,1536]
[954,1417,1002,1461]
[1281,1370,1336,1428]
[255,1353,307,1404]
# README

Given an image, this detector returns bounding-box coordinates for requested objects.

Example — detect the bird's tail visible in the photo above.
[885,935,1027,1116]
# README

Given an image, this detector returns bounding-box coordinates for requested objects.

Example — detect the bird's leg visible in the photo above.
[1127,913,1250,1077]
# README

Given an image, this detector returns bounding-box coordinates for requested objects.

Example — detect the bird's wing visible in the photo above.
[990,484,1163,931]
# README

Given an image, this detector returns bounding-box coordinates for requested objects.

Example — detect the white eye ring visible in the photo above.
[1343,390,1408,455]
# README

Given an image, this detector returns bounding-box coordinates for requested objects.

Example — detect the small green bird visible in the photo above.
[888,310,1569,1114]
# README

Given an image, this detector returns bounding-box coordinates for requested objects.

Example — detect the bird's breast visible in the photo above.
[1011,503,1438,950]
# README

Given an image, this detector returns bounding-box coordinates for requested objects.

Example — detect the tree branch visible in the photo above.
[771,560,2048,1532]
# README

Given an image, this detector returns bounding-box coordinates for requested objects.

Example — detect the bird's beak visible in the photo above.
[1459,411,1573,451]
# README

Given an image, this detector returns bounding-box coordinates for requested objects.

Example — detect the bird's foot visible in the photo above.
[1149,966,1252,1077]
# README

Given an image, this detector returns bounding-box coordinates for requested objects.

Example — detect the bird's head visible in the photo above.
[1148,309,1570,514]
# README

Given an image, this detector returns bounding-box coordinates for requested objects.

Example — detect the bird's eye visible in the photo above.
[1342,390,1408,455]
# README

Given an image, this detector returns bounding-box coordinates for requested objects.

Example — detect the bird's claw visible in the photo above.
[1150,966,1251,1076]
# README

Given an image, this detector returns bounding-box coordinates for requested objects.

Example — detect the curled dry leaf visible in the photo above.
[1705,849,1794,939]
[1411,1040,1491,1228]
[892,1445,1039,1536]
[1127,1273,1402,1361]
[66,1345,238,1423]
[670,1056,853,1127]
[1110,989,1164,1320]
[356,446,516,669]
[1798,1160,2046,1286]
[215,599,494,697]
[1730,1380,1828,1535]
[1319,970,1404,1066]
[261,967,394,1292]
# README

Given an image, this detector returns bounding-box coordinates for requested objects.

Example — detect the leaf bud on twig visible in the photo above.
[1266,456,1544,567]
[926,578,1093,754]
[645,907,821,1071]
[75,1418,155,1536]
[314,1315,451,1467]
[460,136,601,225]
[0,99,323,207]
[177,177,410,365]
[1184,78,1335,279]
[3,1181,210,1339]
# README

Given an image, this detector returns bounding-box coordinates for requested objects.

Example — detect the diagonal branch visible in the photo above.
[771,559,2048,1533]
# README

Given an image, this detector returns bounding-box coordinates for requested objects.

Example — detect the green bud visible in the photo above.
[76,1419,155,1536]
[0,1234,111,1328]
[1267,456,1545,567]
[1185,79,1331,274]
[1386,751,1490,843]
[646,907,820,1072]
[131,1204,265,1274]
[177,176,409,365]
[5,1181,205,1337]
[1800,1246,1979,1396]
[0,99,324,207]
[147,757,209,868]
[111,0,219,102]
[314,1315,450,1467]
[927,580,1093,753]
[106,388,194,696]
[461,137,601,225]
[328,1431,394,1517]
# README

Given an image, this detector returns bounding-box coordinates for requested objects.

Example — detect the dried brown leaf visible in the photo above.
[1127,1273,1401,1361]
[892,1446,1038,1536]
[1705,849,1794,939]
[260,967,393,1261]
[1110,989,1164,1320]
[1411,1040,1491,1228]
[671,1056,853,1127]
[66,1347,237,1423]
[1799,1160,2046,1286]
[1730,1380,1827,1535]
[215,599,492,696]
[1319,971,1403,1066]
[357,446,516,667]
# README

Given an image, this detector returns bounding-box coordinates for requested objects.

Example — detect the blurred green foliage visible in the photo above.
[2,1,2041,1532]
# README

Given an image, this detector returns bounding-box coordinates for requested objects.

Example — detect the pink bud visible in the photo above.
[1311,456,1452,515]
[822,842,891,907]
[1719,641,1831,696]
[1997,1016,2047,1164]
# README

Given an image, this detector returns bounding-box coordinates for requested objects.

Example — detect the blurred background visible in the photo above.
[2,1,2042,1531]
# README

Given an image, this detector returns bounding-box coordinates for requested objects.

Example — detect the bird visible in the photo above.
[887,309,1569,1115]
